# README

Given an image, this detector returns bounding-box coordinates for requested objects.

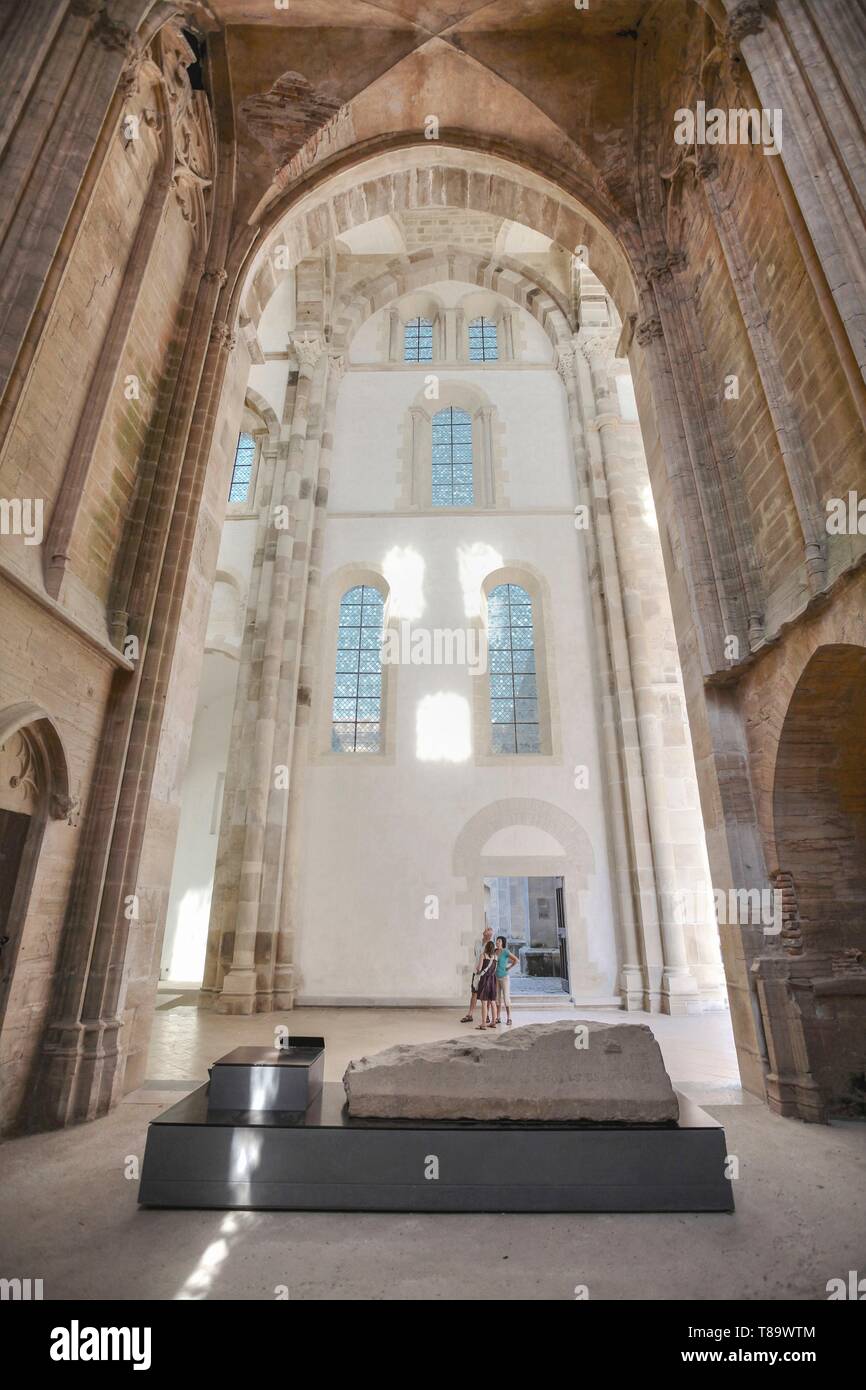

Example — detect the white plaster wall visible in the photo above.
[296,337,619,1005]
[161,515,257,982]
[160,655,238,983]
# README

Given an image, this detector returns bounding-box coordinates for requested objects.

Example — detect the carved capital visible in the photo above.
[202,267,228,287]
[645,250,687,285]
[578,330,619,365]
[726,1,765,46]
[291,332,325,372]
[635,316,664,348]
[51,791,81,827]
[93,9,140,63]
[210,322,237,353]
[554,347,578,384]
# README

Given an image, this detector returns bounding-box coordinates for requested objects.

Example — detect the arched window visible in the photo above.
[468,316,498,362]
[431,407,473,508]
[404,316,433,362]
[332,585,385,753]
[228,432,255,503]
[488,584,540,753]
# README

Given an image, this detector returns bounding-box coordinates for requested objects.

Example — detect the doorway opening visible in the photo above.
[484,875,570,996]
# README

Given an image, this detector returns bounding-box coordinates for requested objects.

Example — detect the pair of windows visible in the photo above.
[231,411,478,510]
[330,582,541,756]
[404,315,498,363]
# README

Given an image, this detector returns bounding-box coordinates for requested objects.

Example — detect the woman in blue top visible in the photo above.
[494,935,520,1025]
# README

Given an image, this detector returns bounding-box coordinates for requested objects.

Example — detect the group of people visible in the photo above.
[459,923,519,1029]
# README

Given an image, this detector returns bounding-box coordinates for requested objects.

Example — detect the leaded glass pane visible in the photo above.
[468,316,499,362]
[487,583,541,755]
[430,407,474,507]
[404,317,433,362]
[228,433,256,503]
[331,585,385,753]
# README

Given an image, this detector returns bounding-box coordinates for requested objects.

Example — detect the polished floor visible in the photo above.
[143,992,747,1107]
[2,1000,864,1301]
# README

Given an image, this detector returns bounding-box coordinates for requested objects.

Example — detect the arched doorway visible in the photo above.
[0,703,74,1031]
[770,645,866,1119]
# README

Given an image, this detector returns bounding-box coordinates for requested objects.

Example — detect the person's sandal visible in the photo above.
[460,1013,473,1023]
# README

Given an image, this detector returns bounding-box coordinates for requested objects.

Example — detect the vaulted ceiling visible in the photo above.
[184,0,709,235]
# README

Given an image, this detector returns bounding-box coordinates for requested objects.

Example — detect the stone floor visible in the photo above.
[2,1002,864,1300]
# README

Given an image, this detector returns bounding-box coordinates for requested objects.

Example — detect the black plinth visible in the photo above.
[139,1082,735,1213]
[207,1038,324,1113]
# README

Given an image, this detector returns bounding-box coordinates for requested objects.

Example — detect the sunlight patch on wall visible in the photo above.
[416,692,472,762]
[383,545,425,620]
[457,541,503,617]
[166,884,211,983]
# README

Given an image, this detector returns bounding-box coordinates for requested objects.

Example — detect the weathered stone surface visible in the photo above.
[343,1021,679,1123]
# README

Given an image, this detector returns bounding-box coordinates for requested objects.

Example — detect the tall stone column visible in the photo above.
[580,330,704,1013]
[556,343,647,1009]
[276,351,345,1001]
[216,332,327,1013]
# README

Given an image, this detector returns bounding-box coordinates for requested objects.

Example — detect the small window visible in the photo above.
[404,317,433,362]
[487,583,540,754]
[431,407,473,508]
[332,585,385,753]
[228,432,255,503]
[468,316,498,362]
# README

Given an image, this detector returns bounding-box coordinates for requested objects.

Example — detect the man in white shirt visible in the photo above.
[460,923,493,1023]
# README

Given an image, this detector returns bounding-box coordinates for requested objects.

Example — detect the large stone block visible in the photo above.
[343,1021,679,1123]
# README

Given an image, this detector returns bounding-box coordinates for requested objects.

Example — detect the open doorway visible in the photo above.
[484,875,570,997]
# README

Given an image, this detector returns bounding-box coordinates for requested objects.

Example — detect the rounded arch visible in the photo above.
[0,702,75,1036]
[0,702,72,819]
[453,798,595,884]
[400,379,503,512]
[329,247,573,365]
[771,643,866,952]
[476,565,557,760]
[242,388,279,438]
[229,146,641,350]
[315,564,396,762]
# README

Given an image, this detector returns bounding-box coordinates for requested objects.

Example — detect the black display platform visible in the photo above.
[138,1082,735,1213]
[207,1038,324,1113]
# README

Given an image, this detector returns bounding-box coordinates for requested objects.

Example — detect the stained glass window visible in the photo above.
[404,316,433,362]
[431,406,473,508]
[468,316,498,362]
[332,585,385,753]
[487,583,540,754]
[229,432,255,503]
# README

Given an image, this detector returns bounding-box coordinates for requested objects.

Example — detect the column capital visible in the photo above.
[291,331,325,373]
[210,321,237,353]
[726,1,766,47]
[577,329,620,365]
[635,316,664,348]
[554,346,578,384]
